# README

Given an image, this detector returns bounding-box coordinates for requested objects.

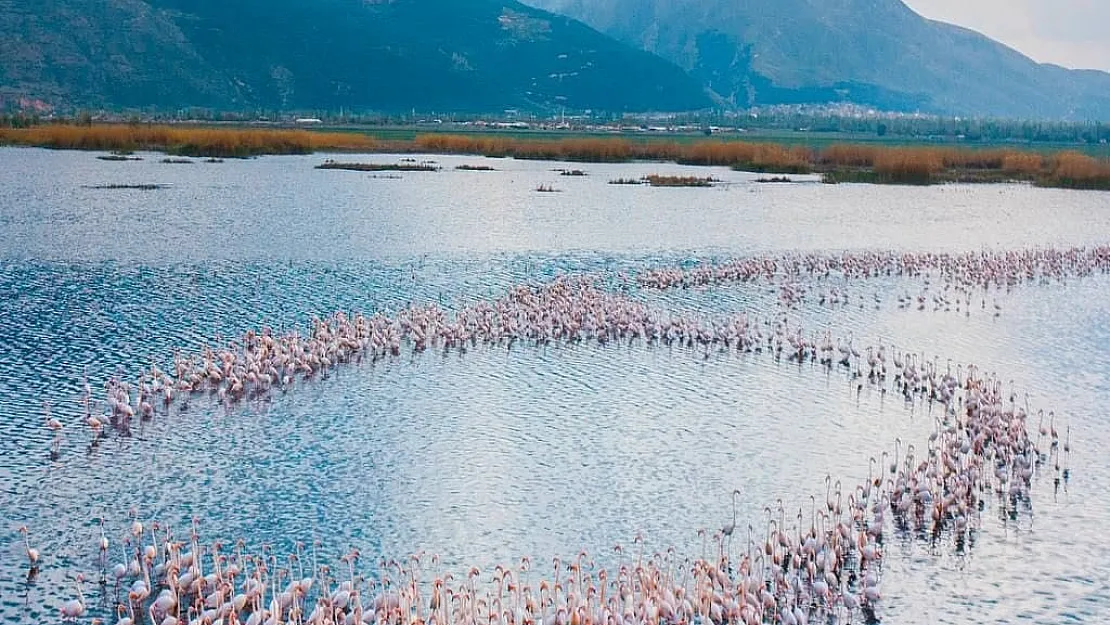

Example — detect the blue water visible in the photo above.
[1,147,1109,624]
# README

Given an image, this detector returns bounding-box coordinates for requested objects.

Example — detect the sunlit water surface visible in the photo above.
[1,147,1108,624]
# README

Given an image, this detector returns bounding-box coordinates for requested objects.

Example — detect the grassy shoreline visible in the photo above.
[2,124,1108,190]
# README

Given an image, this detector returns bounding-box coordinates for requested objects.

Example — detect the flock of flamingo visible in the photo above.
[22,244,1100,624]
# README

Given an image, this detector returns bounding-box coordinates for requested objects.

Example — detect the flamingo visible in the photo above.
[19,525,40,566]
[60,573,87,620]
[16,244,1101,625]
[720,489,742,557]
[45,401,63,453]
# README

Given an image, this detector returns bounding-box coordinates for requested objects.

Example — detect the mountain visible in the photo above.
[0,0,711,113]
[523,0,1110,120]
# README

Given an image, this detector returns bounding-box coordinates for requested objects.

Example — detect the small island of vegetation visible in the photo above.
[97,151,143,161]
[643,175,720,187]
[608,175,721,187]
[316,160,440,172]
[2,123,1109,190]
[82,183,169,190]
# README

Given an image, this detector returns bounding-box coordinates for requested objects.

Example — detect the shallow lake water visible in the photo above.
[1,147,1108,624]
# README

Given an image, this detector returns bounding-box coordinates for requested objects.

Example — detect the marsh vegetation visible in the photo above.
[3,125,1109,189]
[317,160,440,172]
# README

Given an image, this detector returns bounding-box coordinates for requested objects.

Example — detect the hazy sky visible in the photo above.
[903,0,1110,72]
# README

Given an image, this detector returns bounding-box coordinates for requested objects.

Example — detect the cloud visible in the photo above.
[903,0,1110,70]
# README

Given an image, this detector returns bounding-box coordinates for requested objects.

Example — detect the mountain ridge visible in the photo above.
[523,0,1110,120]
[0,0,712,114]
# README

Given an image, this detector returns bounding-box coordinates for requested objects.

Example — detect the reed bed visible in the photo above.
[1001,151,1044,174]
[872,149,944,185]
[415,134,638,162]
[410,136,1089,187]
[816,145,1110,187]
[1043,151,1110,189]
[3,124,1108,190]
[0,124,378,157]
[818,146,1034,171]
[818,144,879,168]
[681,141,813,173]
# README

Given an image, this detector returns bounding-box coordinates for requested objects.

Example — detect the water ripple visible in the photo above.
[1,150,1109,623]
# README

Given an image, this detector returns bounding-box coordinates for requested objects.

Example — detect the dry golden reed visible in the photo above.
[818,144,879,168]
[871,148,944,184]
[414,134,638,162]
[1000,151,1044,174]
[678,141,812,172]
[0,124,377,157]
[1046,151,1110,188]
[3,124,1106,189]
